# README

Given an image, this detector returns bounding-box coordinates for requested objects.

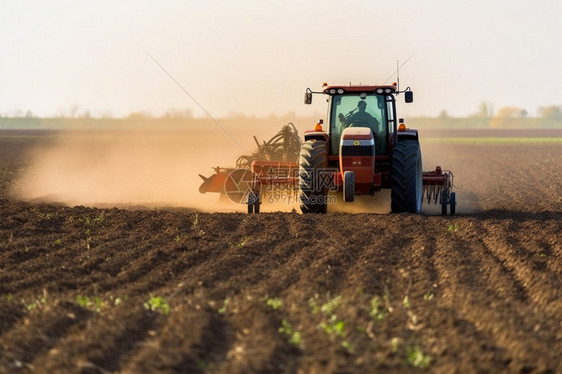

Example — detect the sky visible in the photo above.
[1,0,561,119]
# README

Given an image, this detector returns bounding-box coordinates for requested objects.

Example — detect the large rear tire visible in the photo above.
[299,140,328,214]
[391,140,423,213]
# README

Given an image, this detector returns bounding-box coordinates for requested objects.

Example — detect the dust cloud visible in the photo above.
[419,135,480,214]
[15,129,253,211]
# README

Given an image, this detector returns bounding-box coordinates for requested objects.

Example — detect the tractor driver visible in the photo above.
[339,100,380,133]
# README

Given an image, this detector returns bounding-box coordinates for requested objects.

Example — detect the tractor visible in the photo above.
[298,82,455,214]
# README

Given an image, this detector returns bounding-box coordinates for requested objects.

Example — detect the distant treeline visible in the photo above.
[1,115,561,130]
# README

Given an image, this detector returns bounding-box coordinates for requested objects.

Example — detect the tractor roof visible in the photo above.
[322,83,396,95]
[322,84,397,95]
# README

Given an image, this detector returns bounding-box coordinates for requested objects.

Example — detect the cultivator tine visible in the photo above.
[423,184,442,205]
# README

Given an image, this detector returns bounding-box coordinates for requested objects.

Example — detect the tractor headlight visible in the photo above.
[384,88,393,94]
[329,88,337,94]
[337,88,345,94]
[376,88,384,94]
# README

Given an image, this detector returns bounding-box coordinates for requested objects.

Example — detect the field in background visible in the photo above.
[1,115,562,132]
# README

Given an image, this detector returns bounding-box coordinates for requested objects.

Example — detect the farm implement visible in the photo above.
[199,82,455,215]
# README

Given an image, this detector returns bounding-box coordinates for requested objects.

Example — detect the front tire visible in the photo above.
[299,140,328,214]
[344,171,355,202]
[391,140,423,213]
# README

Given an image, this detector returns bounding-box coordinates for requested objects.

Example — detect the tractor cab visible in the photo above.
[305,83,412,156]
[327,89,391,156]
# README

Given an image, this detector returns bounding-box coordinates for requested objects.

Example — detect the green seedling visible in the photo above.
[266,297,283,310]
[94,296,103,312]
[79,213,105,238]
[80,213,105,227]
[236,236,251,248]
[26,301,38,310]
[318,315,346,338]
[196,359,214,370]
[390,337,402,353]
[423,292,434,301]
[25,296,48,310]
[308,297,320,314]
[289,331,302,346]
[309,294,348,339]
[448,223,459,232]
[320,295,342,315]
[78,213,106,249]
[77,295,105,312]
[218,298,229,314]
[144,296,170,315]
[369,295,388,322]
[77,295,90,308]
[279,319,291,334]
[191,213,205,237]
[403,296,411,309]
[309,293,343,315]
[406,345,431,369]
[278,319,301,347]
[109,294,127,306]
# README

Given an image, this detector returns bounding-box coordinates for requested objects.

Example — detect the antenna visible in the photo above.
[396,59,400,93]
[383,53,416,85]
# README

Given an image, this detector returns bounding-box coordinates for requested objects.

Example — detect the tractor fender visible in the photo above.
[396,129,419,142]
[304,131,329,143]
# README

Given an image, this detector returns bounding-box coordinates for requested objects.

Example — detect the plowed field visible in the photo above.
[1,129,561,373]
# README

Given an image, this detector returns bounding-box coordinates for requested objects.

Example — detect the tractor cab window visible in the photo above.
[329,94,387,155]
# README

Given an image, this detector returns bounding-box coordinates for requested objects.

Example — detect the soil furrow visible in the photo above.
[29,306,157,374]
[432,230,560,372]
[0,302,91,373]
[121,307,230,374]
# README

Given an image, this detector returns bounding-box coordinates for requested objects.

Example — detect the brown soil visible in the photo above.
[0,129,561,373]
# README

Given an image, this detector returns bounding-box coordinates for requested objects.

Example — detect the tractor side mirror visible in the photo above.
[304,90,312,105]
[405,91,413,103]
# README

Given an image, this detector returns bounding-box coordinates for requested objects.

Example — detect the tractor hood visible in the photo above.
[341,127,374,145]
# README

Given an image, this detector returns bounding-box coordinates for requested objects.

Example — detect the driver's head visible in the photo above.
[358,100,367,110]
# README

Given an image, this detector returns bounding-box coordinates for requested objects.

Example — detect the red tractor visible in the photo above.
[298,82,455,215]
